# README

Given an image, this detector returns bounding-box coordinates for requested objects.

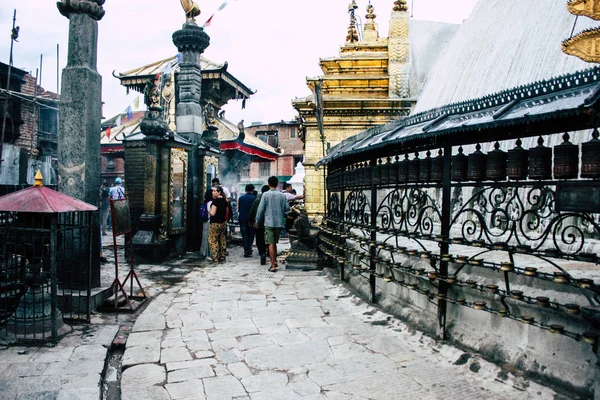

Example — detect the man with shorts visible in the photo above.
[256,176,290,272]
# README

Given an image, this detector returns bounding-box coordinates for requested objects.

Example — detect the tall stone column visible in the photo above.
[56,0,104,205]
[172,22,210,250]
[56,0,105,288]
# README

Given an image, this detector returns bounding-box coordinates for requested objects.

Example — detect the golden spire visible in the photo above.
[33,170,44,187]
[366,3,376,22]
[346,0,359,43]
[393,0,408,12]
[362,1,379,42]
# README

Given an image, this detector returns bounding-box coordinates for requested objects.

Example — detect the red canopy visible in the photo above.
[0,185,97,213]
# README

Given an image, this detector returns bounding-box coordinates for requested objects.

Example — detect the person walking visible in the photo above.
[109,177,125,200]
[208,185,228,263]
[249,185,269,265]
[199,189,212,259]
[100,181,110,235]
[256,176,290,272]
[238,184,256,257]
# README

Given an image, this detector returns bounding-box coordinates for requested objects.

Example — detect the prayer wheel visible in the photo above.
[430,149,444,183]
[507,138,528,180]
[398,154,409,183]
[419,151,432,182]
[581,128,600,178]
[553,133,578,179]
[486,142,507,181]
[390,155,400,184]
[451,146,468,181]
[528,136,552,180]
[408,153,420,183]
[373,159,383,185]
[467,144,487,181]
[381,156,392,185]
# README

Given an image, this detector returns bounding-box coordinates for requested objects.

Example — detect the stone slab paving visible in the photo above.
[120,249,562,400]
[0,324,118,400]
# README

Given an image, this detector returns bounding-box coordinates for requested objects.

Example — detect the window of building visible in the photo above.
[259,162,270,177]
[289,127,297,139]
[293,155,303,168]
[257,130,278,148]
[39,108,58,136]
[240,164,250,177]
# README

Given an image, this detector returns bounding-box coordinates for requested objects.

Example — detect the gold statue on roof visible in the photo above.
[180,0,201,23]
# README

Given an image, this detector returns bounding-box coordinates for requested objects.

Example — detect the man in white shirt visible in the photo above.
[109,177,125,200]
[282,182,304,202]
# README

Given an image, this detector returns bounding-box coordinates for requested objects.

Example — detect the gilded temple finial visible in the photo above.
[180,0,201,23]
[366,2,376,22]
[393,0,408,12]
[346,0,359,43]
[33,170,44,187]
[362,1,379,42]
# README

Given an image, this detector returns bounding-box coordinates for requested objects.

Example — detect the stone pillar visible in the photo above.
[172,23,210,251]
[56,0,104,205]
[56,0,105,288]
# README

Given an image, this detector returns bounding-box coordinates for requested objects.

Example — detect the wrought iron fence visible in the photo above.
[320,131,600,351]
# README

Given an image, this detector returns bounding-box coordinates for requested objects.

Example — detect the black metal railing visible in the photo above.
[320,132,600,350]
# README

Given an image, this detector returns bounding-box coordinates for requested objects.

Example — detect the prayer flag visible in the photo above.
[126,106,133,120]
[116,115,122,127]
[204,14,214,27]
[106,126,111,141]
[218,1,228,11]
[133,95,140,109]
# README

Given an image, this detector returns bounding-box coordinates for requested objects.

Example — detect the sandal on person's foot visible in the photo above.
[268,265,278,272]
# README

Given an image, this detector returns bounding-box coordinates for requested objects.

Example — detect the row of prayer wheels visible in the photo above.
[326,131,600,190]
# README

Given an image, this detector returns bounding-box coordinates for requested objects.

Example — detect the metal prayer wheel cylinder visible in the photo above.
[467,144,487,181]
[451,146,468,181]
[419,151,432,182]
[528,136,552,180]
[553,133,579,179]
[507,139,529,180]
[408,153,421,183]
[373,159,383,185]
[361,164,370,186]
[398,154,409,183]
[581,128,600,178]
[430,149,444,183]
[381,157,392,185]
[346,167,354,186]
[486,142,507,181]
[390,155,400,184]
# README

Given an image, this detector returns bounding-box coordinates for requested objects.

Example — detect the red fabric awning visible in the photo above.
[220,141,278,161]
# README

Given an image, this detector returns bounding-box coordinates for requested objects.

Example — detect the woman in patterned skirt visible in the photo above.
[208,185,228,263]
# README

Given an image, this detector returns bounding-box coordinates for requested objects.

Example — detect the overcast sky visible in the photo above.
[0,0,477,126]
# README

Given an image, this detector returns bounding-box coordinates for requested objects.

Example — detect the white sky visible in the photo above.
[0,0,477,126]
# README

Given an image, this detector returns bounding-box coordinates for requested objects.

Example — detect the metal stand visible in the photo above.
[104,197,146,312]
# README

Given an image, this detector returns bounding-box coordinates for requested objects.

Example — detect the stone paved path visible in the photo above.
[120,249,560,400]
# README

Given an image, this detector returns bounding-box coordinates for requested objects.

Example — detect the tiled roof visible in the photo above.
[217,117,280,156]
[117,55,223,78]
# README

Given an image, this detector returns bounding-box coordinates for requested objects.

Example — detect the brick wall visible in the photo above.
[245,121,304,182]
